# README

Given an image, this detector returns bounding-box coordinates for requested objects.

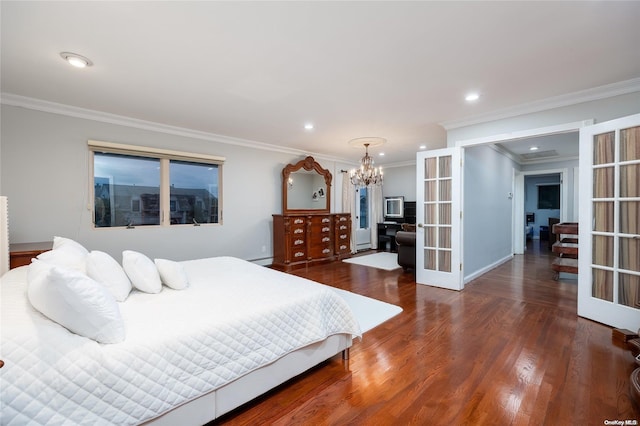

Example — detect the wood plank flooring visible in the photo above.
[213,241,639,425]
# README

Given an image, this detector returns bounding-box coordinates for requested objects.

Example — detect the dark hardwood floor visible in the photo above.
[214,241,639,425]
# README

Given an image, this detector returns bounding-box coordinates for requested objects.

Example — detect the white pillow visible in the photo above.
[52,236,89,255]
[37,244,87,274]
[27,259,125,344]
[86,251,132,301]
[122,250,162,294]
[154,258,189,290]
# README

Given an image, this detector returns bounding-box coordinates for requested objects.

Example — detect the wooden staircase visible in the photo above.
[551,222,578,279]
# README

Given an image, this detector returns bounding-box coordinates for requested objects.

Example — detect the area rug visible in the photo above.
[331,287,403,333]
[342,252,401,271]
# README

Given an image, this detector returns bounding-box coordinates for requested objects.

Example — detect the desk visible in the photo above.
[377,223,402,252]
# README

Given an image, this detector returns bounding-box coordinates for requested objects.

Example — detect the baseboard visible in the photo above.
[250,257,274,267]
[464,254,514,284]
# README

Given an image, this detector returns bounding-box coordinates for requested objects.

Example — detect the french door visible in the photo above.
[416,147,463,290]
[578,113,640,330]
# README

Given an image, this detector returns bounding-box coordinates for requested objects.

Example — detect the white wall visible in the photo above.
[0,105,345,262]
[381,163,416,201]
[463,145,516,280]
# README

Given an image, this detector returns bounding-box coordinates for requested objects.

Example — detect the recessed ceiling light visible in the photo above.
[378,152,385,156]
[419,144,427,150]
[530,146,539,151]
[465,92,479,102]
[60,52,93,68]
[304,123,314,130]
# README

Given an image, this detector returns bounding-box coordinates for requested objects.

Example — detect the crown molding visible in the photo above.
[490,143,578,166]
[440,77,640,130]
[0,93,346,163]
[382,160,416,169]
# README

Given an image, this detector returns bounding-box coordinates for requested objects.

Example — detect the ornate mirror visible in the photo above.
[282,156,332,214]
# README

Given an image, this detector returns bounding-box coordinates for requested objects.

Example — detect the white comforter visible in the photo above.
[0,256,361,425]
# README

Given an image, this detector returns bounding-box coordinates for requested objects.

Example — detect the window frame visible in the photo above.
[88,140,225,228]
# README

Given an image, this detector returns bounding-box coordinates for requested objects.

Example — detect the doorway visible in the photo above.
[524,173,562,248]
[455,121,587,284]
[514,168,571,255]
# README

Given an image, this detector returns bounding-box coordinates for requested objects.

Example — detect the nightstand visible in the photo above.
[9,242,52,269]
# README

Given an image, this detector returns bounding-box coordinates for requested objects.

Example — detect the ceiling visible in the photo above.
[2,1,640,165]
[494,132,579,164]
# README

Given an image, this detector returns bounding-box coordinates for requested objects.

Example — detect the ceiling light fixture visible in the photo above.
[419,145,427,150]
[348,137,385,187]
[60,52,93,68]
[530,146,539,151]
[304,123,314,130]
[465,93,479,102]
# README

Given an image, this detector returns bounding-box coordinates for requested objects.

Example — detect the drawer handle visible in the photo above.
[340,217,347,221]
[340,225,347,230]
[340,234,347,239]
[294,229,303,234]
[294,251,305,257]
[294,239,304,245]
[294,218,304,224]
[322,237,330,242]
[322,227,330,232]
[322,248,331,254]
[340,245,347,250]
[322,218,330,223]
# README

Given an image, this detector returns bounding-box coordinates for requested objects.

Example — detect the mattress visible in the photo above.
[0,256,361,425]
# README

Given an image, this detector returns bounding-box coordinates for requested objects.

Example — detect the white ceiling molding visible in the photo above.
[0,93,346,164]
[382,160,417,169]
[454,120,593,148]
[440,77,640,130]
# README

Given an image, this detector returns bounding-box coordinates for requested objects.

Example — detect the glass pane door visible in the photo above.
[579,114,640,330]
[416,147,462,290]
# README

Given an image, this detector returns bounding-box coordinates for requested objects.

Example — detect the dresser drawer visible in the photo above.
[288,247,307,260]
[335,232,349,251]
[289,235,306,248]
[310,215,332,231]
[309,243,333,259]
[336,241,350,254]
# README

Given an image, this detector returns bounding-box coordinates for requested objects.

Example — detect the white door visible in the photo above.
[578,113,640,330]
[416,147,463,290]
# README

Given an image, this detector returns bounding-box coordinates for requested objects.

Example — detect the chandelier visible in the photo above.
[349,137,385,187]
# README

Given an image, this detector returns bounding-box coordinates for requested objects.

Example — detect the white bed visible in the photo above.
[0,256,361,425]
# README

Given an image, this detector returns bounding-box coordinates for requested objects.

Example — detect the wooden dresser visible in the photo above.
[272,213,351,271]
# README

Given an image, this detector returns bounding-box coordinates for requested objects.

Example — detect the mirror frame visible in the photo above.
[282,156,332,215]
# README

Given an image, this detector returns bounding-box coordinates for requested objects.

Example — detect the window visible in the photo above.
[90,140,224,228]
[169,161,219,224]
[357,187,369,229]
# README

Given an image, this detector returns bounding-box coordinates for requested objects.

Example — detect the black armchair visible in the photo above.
[396,230,416,272]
